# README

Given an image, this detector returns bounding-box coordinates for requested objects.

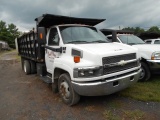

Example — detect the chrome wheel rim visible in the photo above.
[24,63,27,73]
[60,80,70,100]
[140,67,145,79]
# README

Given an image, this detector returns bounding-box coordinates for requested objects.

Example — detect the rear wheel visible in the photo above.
[58,73,80,106]
[23,60,31,75]
[139,62,151,81]
[21,57,24,70]
[30,60,36,74]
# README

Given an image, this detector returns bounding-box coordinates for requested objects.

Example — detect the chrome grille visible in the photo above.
[102,53,138,75]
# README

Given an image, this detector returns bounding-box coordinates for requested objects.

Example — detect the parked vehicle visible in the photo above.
[101,29,160,81]
[16,14,141,105]
[145,39,160,44]
[0,40,10,50]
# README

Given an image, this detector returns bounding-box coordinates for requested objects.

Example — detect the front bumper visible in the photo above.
[71,69,141,96]
[147,60,160,71]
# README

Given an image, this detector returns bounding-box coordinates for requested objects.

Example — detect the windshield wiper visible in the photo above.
[128,43,136,45]
[136,43,145,44]
[67,41,89,44]
[129,43,145,45]
[91,40,107,43]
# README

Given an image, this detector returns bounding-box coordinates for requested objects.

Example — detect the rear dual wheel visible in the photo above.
[23,59,36,75]
[23,60,31,75]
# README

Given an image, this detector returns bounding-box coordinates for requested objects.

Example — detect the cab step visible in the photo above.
[40,76,52,83]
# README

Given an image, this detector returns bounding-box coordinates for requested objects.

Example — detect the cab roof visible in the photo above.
[100,29,133,36]
[35,14,105,28]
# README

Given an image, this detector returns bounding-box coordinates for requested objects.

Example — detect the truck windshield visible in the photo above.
[59,26,109,44]
[118,35,145,45]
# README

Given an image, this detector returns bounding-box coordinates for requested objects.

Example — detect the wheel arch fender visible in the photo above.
[52,64,73,83]
[140,52,151,60]
[141,57,150,67]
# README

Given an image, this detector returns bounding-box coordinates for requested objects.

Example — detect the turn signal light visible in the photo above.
[74,56,80,63]
[40,33,43,39]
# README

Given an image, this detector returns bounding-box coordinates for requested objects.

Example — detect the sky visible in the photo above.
[1,0,160,32]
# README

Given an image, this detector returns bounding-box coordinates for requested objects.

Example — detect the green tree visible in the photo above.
[0,21,7,31]
[0,20,8,40]
[134,27,145,35]
[122,27,145,35]
[147,26,160,33]
[122,27,135,31]
[0,20,20,48]
[7,23,20,48]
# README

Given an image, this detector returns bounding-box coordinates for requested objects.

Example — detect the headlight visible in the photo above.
[151,52,160,60]
[73,66,103,78]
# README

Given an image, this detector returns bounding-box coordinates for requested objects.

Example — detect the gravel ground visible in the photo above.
[0,51,160,120]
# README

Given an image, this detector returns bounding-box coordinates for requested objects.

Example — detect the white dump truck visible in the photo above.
[16,14,141,105]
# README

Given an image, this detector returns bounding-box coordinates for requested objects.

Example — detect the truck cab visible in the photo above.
[17,14,141,105]
[101,29,160,81]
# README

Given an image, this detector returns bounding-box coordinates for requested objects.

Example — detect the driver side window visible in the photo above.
[48,28,59,46]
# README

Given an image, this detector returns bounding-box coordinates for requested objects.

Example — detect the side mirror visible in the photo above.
[112,31,117,42]
[38,27,46,44]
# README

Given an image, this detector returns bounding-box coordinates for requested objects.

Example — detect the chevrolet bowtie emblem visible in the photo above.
[118,60,127,66]
[104,60,128,68]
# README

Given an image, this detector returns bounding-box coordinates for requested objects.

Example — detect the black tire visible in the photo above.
[58,73,80,106]
[52,79,58,93]
[21,57,24,70]
[30,60,36,74]
[139,62,151,81]
[23,60,31,75]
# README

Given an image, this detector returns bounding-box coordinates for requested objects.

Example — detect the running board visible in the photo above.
[40,76,52,83]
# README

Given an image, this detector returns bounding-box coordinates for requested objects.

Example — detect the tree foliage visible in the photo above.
[0,20,20,48]
[122,26,160,35]
[122,27,145,35]
[147,26,160,33]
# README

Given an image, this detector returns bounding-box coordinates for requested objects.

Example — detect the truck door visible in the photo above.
[45,27,60,73]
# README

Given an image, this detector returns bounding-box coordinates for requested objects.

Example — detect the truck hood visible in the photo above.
[78,43,133,54]
[63,43,139,69]
[132,44,160,59]
[68,42,137,57]
[133,44,160,52]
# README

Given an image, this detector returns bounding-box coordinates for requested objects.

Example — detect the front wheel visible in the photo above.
[58,73,80,106]
[139,62,151,81]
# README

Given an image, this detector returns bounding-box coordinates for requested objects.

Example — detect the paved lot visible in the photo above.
[0,51,160,120]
